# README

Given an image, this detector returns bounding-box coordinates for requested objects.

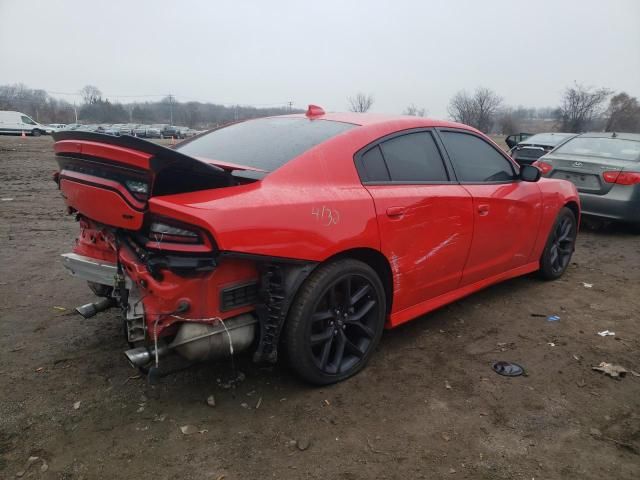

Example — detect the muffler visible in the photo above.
[123,313,257,368]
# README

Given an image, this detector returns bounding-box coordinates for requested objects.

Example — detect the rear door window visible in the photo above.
[440,131,517,182]
[379,132,449,182]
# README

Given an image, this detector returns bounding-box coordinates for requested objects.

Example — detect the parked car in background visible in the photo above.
[534,132,640,226]
[48,123,68,132]
[145,126,162,138]
[0,111,52,136]
[53,107,580,385]
[133,125,149,137]
[505,132,533,149]
[510,132,576,166]
[161,125,183,139]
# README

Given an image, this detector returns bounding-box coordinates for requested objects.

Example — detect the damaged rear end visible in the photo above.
[53,131,262,377]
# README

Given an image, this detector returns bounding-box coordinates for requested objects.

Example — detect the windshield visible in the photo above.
[520,133,573,147]
[177,117,356,176]
[554,137,640,161]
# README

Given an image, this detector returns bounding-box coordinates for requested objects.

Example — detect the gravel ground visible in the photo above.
[1,135,639,479]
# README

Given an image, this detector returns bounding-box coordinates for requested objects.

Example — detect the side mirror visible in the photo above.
[520,164,541,182]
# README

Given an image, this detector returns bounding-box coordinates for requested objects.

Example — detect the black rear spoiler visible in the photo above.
[52,130,230,180]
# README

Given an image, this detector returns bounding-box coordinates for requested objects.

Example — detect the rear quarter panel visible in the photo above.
[149,131,384,261]
[528,178,580,262]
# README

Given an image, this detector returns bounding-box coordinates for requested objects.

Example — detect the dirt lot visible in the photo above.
[1,135,639,480]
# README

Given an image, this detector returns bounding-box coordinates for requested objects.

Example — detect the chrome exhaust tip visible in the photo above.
[124,343,170,368]
[124,346,153,368]
[76,297,115,319]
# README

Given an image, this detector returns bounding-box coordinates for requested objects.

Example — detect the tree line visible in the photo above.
[348,84,640,134]
[0,84,300,127]
[2,82,638,134]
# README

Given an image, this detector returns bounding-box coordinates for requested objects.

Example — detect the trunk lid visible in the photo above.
[53,131,232,230]
[543,152,638,195]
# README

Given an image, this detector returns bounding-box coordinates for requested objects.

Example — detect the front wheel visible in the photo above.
[31,129,41,137]
[538,207,577,280]
[284,259,386,385]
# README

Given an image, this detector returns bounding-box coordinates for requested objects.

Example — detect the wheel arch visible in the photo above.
[564,200,580,224]
[323,247,393,315]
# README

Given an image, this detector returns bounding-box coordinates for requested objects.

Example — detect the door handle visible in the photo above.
[386,206,405,218]
[477,204,490,216]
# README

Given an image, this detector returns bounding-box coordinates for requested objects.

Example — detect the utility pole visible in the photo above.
[73,102,78,123]
[167,94,174,125]
[288,101,293,112]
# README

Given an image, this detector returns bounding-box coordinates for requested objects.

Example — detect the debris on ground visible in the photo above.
[52,306,66,311]
[592,362,627,379]
[445,380,452,389]
[581,282,593,288]
[1,197,14,201]
[441,432,451,442]
[296,437,311,451]
[73,401,81,410]
[15,456,47,477]
[255,397,262,409]
[597,330,615,337]
[207,395,216,407]
[153,414,167,422]
[576,379,586,388]
[180,425,200,435]
[547,315,561,322]
[547,342,556,347]
[492,361,525,377]
[240,402,249,409]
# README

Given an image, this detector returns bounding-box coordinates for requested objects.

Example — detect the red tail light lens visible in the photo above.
[532,160,553,175]
[144,218,214,253]
[149,221,201,244]
[603,171,640,186]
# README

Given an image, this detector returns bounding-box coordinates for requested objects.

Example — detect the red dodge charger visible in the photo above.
[54,106,579,384]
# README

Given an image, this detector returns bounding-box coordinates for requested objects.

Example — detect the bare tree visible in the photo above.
[604,92,640,133]
[348,93,374,113]
[80,85,102,105]
[497,108,520,135]
[556,83,611,133]
[403,104,426,116]
[447,87,502,133]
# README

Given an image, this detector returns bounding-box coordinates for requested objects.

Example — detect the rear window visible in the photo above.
[177,117,356,176]
[520,133,573,147]
[554,137,640,162]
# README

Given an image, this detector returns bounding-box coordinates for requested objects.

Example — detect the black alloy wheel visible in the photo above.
[285,259,386,385]
[539,207,577,280]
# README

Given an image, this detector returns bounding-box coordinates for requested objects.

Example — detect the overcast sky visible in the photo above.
[1,0,638,117]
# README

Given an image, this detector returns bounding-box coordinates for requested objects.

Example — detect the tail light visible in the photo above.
[145,217,214,253]
[603,171,640,186]
[532,160,553,175]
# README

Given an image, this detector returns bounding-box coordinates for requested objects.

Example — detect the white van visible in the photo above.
[0,111,52,136]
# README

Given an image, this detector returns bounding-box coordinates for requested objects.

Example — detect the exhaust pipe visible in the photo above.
[124,343,170,368]
[76,297,116,319]
[123,313,257,368]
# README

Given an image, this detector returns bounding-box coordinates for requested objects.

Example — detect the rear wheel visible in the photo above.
[538,207,577,280]
[31,129,41,137]
[284,259,386,385]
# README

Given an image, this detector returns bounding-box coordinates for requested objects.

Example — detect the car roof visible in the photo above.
[576,132,640,141]
[280,111,477,131]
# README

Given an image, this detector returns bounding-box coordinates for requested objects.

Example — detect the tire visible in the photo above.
[284,258,386,385]
[538,207,577,280]
[31,129,41,137]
